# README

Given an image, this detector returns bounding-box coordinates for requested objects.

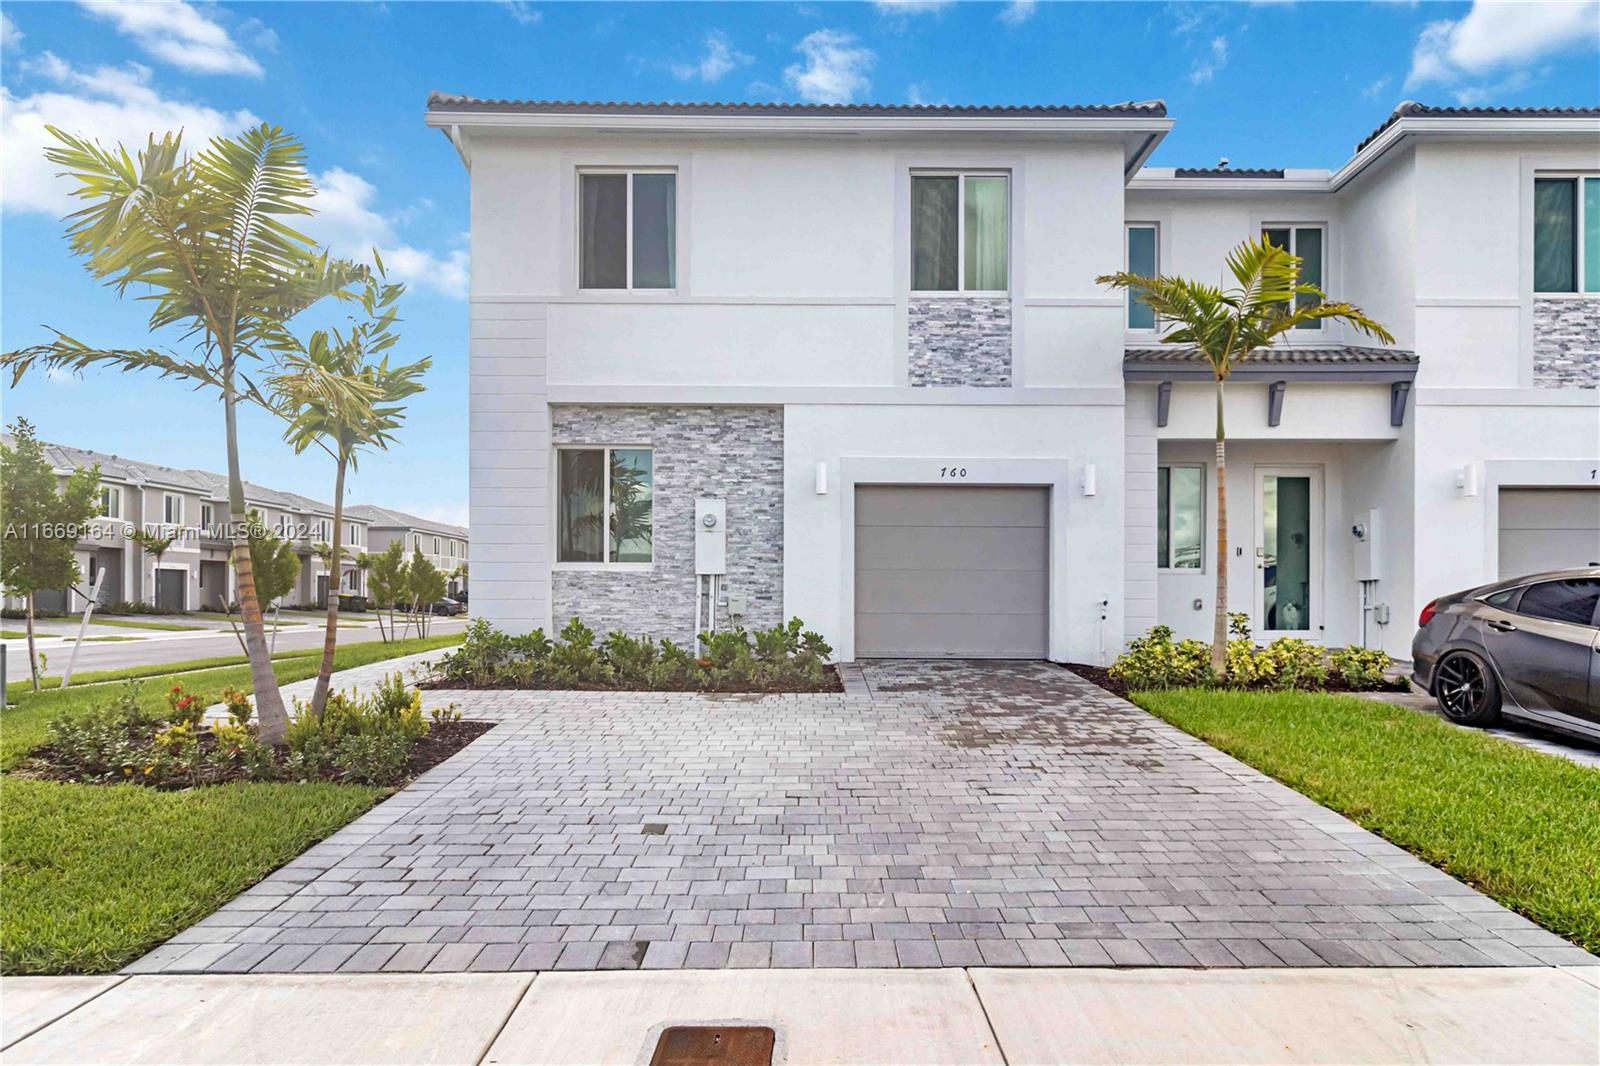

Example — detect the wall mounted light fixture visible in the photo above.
[1455,465,1478,498]
[1082,463,1097,497]
[815,461,828,495]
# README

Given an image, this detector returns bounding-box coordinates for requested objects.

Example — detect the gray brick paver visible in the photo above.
[128,659,1594,974]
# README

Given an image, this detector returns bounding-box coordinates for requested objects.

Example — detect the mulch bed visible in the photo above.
[1061,662,1130,699]
[403,720,494,777]
[418,667,844,695]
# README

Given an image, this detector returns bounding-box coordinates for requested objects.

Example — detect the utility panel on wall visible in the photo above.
[695,498,726,575]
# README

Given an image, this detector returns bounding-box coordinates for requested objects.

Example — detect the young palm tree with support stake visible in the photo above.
[1,126,362,743]
[1098,236,1394,676]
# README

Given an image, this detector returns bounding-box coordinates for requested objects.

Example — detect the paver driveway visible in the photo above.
[138,661,1594,973]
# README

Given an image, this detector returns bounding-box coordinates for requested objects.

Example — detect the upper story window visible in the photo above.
[911,172,1009,293]
[1126,223,1159,330]
[1157,464,1204,571]
[99,485,121,519]
[163,492,184,525]
[1262,225,1324,330]
[433,536,442,555]
[556,446,654,565]
[1535,176,1600,294]
[346,523,361,546]
[201,503,214,531]
[579,170,677,290]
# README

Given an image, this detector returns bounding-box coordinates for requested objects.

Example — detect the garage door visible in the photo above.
[855,485,1048,658]
[1499,488,1600,578]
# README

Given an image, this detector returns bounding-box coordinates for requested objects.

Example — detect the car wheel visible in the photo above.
[1433,652,1501,726]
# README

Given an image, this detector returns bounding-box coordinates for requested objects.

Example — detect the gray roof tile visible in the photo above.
[1356,102,1600,153]
[426,94,1168,119]
[1125,345,1417,366]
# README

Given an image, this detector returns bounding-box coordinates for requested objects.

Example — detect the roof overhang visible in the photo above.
[425,100,1173,177]
[1123,361,1419,384]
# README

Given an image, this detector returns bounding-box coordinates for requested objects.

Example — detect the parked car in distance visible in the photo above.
[430,598,466,616]
[1412,567,1600,741]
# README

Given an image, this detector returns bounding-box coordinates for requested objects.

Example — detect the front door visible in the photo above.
[155,569,185,612]
[1254,467,1323,639]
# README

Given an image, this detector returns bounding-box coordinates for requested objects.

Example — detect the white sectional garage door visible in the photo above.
[854,485,1048,658]
[1498,488,1600,578]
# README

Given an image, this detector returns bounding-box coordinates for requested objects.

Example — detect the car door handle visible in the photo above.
[1486,620,1518,633]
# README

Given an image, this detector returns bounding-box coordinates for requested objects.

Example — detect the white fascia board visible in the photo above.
[1330,116,1600,191]
[1128,176,1333,193]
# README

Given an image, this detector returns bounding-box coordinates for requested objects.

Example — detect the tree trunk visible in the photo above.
[25,592,39,691]
[224,381,290,744]
[311,456,347,716]
[1212,375,1230,677]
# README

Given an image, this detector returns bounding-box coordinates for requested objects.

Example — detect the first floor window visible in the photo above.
[100,485,121,519]
[1535,175,1600,293]
[1157,464,1204,570]
[557,446,654,564]
[911,172,1009,292]
[1262,225,1324,328]
[580,170,676,290]
[1126,223,1159,329]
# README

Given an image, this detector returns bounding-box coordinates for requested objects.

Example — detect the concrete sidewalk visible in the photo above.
[4,967,1597,1064]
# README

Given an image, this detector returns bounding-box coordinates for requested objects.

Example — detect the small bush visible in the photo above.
[1109,626,1214,689]
[219,687,253,726]
[1330,645,1393,690]
[165,683,207,727]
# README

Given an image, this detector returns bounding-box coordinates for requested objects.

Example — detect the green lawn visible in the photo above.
[1,632,464,770]
[1,630,36,639]
[0,778,382,974]
[88,618,207,632]
[1134,688,1600,954]
[82,635,145,642]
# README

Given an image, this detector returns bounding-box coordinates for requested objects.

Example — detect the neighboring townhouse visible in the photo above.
[428,96,1599,661]
[2,439,373,613]
[345,505,470,596]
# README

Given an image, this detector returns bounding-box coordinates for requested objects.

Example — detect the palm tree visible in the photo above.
[271,267,429,716]
[1098,237,1394,675]
[1,126,361,744]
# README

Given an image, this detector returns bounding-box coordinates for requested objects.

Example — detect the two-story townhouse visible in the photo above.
[2,439,374,614]
[345,504,469,597]
[429,96,1598,663]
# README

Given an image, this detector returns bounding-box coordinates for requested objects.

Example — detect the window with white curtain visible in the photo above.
[1262,225,1325,329]
[1126,223,1159,330]
[579,170,676,290]
[911,172,1009,293]
[1157,464,1204,571]
[1535,175,1600,294]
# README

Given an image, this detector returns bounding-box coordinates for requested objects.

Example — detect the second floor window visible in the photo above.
[1126,223,1159,330]
[100,485,121,519]
[579,170,676,290]
[1262,225,1324,329]
[557,446,654,564]
[912,172,1009,293]
[201,503,214,531]
[163,493,183,525]
[1535,176,1599,294]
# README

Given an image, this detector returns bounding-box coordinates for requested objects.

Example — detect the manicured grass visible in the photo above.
[0,778,382,974]
[82,635,145,642]
[1134,688,1600,954]
[88,618,207,632]
[0,633,464,769]
[1,630,36,639]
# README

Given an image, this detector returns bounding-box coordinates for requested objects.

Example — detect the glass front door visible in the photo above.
[1256,468,1322,637]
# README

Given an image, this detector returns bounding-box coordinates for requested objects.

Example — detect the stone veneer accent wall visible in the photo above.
[551,405,783,642]
[907,296,1012,387]
[1533,299,1600,388]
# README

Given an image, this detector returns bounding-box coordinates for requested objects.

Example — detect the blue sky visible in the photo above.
[3,1,1597,523]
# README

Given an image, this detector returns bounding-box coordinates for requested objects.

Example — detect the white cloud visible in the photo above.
[1362,75,1392,100]
[1406,1,1599,89]
[670,31,753,83]
[784,29,874,104]
[997,0,1037,26]
[78,0,264,77]
[2,11,23,51]
[1189,35,1228,84]
[873,0,953,14]
[1,53,258,214]
[307,168,469,300]
[496,1,542,26]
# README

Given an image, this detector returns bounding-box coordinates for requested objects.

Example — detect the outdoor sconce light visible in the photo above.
[815,461,828,495]
[1455,465,1479,498]
[1082,463,1097,497]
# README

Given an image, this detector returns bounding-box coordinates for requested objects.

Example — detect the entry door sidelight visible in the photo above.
[1255,468,1323,638]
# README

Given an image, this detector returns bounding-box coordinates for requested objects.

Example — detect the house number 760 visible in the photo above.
[940,466,968,478]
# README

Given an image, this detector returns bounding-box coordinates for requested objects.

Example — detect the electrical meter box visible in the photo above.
[695,498,726,575]
[1353,508,1381,582]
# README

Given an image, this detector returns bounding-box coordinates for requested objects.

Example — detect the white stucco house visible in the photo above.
[428,96,1599,662]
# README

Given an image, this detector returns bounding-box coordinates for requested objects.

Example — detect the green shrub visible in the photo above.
[1108,626,1214,689]
[602,631,659,688]
[332,732,410,785]
[164,682,207,727]
[1256,637,1329,690]
[1330,645,1393,690]
[548,618,611,687]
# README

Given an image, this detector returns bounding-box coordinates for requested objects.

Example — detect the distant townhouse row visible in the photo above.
[4,437,468,614]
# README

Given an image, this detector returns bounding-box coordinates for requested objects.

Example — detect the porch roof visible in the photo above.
[1123,345,1418,383]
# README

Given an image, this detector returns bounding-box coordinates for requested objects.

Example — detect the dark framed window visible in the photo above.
[1262,225,1325,329]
